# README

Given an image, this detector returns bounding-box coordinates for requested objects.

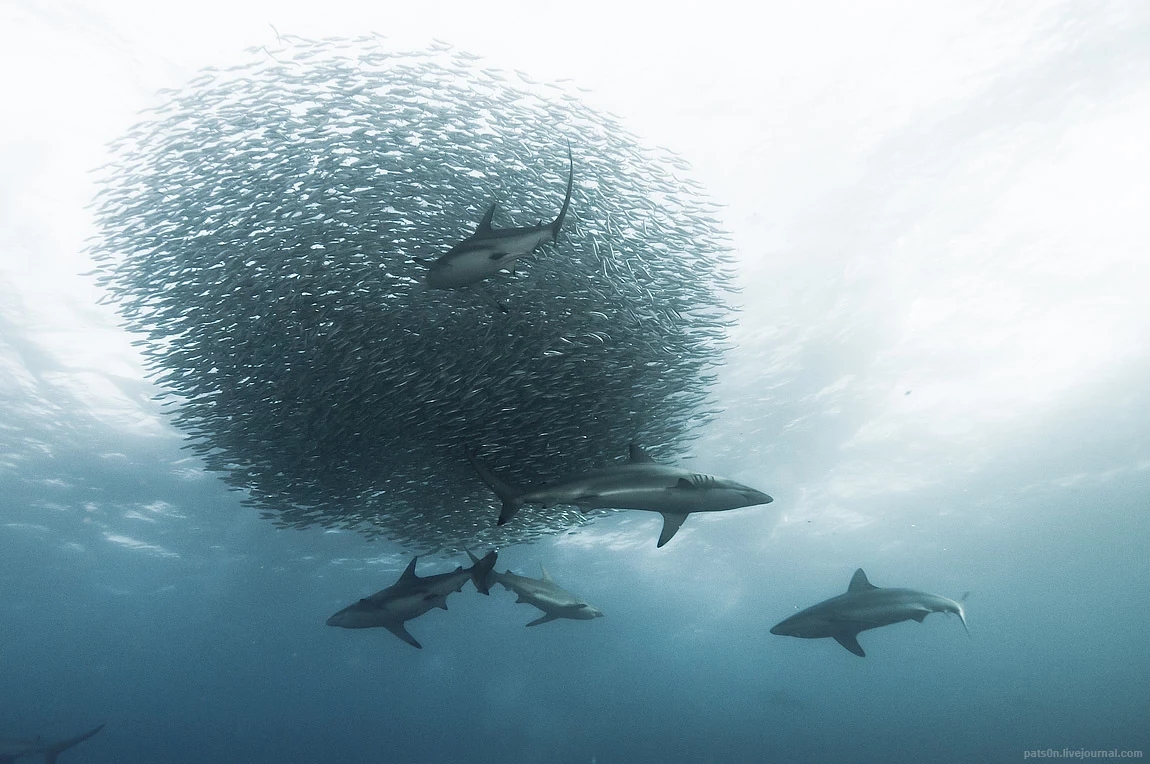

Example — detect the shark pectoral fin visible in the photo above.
[468,285,509,314]
[911,610,929,623]
[833,632,866,657]
[526,613,560,627]
[385,622,423,649]
[656,512,690,548]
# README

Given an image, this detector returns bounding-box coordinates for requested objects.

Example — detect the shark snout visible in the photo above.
[768,613,796,636]
[744,489,773,506]
[326,607,356,628]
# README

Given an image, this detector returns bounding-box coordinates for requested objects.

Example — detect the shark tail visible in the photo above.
[465,449,526,525]
[466,549,498,594]
[956,593,971,637]
[550,140,574,242]
[44,724,105,764]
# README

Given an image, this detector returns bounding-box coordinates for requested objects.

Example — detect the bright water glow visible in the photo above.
[1,1,1148,763]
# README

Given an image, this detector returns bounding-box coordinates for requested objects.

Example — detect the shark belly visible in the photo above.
[429,230,553,289]
[528,481,752,514]
[389,593,443,619]
[836,598,933,631]
[517,588,580,611]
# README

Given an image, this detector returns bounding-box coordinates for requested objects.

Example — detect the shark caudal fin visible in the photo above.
[550,140,574,242]
[465,449,526,525]
[44,724,105,764]
[466,549,498,594]
[956,592,971,636]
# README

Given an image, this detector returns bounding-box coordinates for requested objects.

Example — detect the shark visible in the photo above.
[0,724,105,764]
[469,553,603,627]
[466,443,773,547]
[424,141,574,294]
[769,568,970,657]
[326,550,498,648]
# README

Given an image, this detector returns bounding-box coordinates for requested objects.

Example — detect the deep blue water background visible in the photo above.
[3,358,1148,763]
[4,2,1150,762]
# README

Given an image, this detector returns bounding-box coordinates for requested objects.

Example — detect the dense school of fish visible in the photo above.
[89,36,739,552]
[85,35,968,658]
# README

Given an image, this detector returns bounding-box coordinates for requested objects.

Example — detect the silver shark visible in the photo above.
[0,724,104,764]
[326,550,498,648]
[425,142,573,291]
[770,568,970,657]
[470,553,603,627]
[467,443,773,547]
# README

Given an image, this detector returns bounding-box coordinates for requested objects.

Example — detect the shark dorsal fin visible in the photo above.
[540,565,554,583]
[400,557,420,581]
[628,443,656,463]
[848,568,877,593]
[475,202,498,234]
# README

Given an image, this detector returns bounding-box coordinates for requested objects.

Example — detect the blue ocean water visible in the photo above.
[4,2,1150,763]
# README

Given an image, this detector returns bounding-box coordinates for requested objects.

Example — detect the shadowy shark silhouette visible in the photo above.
[0,723,105,764]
